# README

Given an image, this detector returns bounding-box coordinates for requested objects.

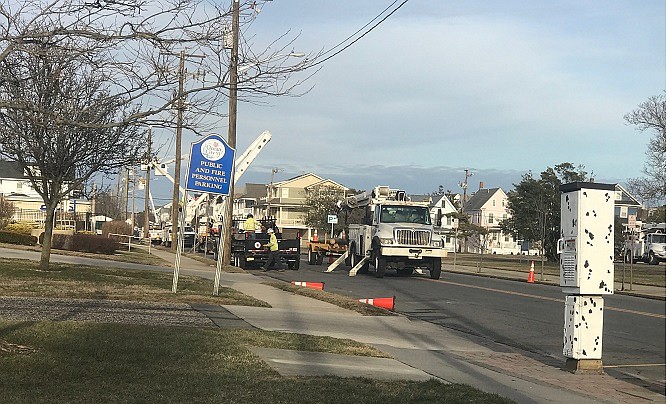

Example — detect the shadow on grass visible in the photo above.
[0,321,514,404]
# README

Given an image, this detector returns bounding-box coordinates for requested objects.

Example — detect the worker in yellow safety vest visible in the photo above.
[261,228,283,271]
[243,214,258,239]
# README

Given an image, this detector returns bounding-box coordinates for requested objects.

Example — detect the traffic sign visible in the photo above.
[627,214,636,229]
[185,134,235,196]
[327,214,338,224]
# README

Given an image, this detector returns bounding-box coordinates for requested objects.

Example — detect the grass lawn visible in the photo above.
[0,321,513,404]
[0,258,268,307]
[266,282,393,316]
[445,253,665,287]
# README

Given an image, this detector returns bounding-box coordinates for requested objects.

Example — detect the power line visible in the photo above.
[307,0,410,70]
[319,0,401,58]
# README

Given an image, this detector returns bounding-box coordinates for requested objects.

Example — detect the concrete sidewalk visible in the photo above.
[3,246,663,403]
[142,248,665,403]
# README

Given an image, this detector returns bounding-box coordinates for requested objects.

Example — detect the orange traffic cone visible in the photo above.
[312,229,319,242]
[358,296,395,311]
[291,281,325,290]
[527,260,535,283]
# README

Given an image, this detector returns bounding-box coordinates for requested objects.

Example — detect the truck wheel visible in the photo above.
[308,250,317,265]
[316,253,324,265]
[430,258,442,280]
[374,252,386,278]
[288,259,300,270]
[344,251,352,266]
[649,251,658,265]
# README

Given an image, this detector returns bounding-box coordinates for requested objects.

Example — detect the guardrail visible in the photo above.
[107,233,151,254]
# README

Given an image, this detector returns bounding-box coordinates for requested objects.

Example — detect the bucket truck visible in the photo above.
[337,186,447,279]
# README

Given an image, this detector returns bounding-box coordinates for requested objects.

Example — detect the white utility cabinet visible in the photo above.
[558,182,615,295]
[563,295,604,360]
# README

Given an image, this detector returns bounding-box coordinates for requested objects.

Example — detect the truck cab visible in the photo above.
[623,223,666,265]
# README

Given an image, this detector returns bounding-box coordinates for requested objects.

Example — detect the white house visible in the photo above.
[463,186,518,254]
[0,160,91,226]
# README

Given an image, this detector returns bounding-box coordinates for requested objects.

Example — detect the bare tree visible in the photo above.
[93,190,123,220]
[0,1,321,269]
[0,41,143,269]
[624,93,666,206]
[0,0,318,133]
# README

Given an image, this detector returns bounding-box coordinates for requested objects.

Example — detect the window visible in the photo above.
[619,206,628,218]
[503,214,508,220]
[488,213,494,224]
[492,200,496,206]
[281,188,289,198]
[502,200,505,207]
[505,235,510,242]
[16,182,22,190]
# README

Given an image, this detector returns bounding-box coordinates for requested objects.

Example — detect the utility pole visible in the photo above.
[131,169,135,231]
[171,50,186,251]
[123,168,129,221]
[144,126,152,239]
[267,168,281,218]
[222,0,240,265]
[459,168,473,207]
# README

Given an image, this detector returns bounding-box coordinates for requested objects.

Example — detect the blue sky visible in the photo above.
[147,0,665,202]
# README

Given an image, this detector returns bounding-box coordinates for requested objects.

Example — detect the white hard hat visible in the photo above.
[267,228,274,233]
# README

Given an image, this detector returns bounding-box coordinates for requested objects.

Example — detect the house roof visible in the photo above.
[614,184,642,207]
[429,194,457,211]
[305,178,348,190]
[463,188,502,212]
[0,160,25,179]
[274,172,324,187]
[243,183,267,199]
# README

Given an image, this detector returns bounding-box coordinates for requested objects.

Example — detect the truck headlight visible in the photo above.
[431,240,441,247]
[379,237,394,245]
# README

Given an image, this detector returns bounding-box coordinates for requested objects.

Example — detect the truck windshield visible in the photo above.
[380,205,431,225]
[651,234,666,243]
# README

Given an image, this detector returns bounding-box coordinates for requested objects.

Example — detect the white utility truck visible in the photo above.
[339,186,447,279]
[623,222,666,265]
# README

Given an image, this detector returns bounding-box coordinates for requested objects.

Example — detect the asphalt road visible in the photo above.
[263,257,666,394]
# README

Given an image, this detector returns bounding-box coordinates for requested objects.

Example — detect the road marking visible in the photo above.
[438,280,666,319]
[603,363,666,369]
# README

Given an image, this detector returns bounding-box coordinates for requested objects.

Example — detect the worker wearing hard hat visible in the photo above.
[261,228,283,272]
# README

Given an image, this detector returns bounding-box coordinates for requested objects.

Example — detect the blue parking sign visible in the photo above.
[186,134,235,196]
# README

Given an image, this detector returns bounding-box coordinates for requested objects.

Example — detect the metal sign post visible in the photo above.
[452,218,459,271]
[327,214,338,241]
[172,134,235,295]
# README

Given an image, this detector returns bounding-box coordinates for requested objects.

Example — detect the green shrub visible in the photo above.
[5,222,35,235]
[51,233,120,254]
[70,233,120,254]
[0,230,38,246]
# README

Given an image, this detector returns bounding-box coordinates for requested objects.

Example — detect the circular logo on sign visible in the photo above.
[254,242,262,249]
[201,138,225,161]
